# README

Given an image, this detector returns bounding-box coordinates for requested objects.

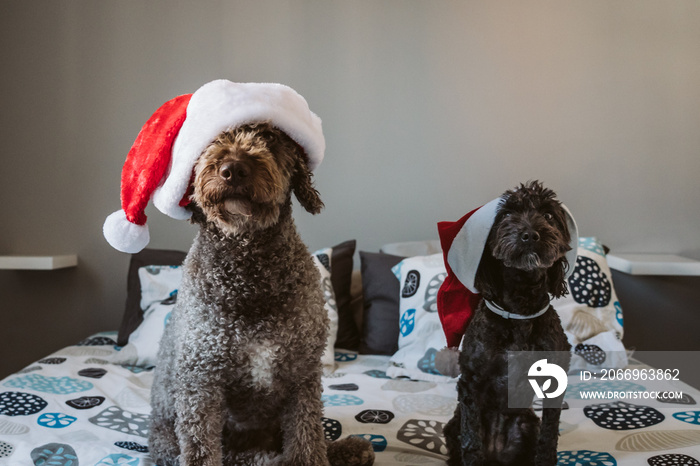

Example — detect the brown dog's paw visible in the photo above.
[326,436,375,466]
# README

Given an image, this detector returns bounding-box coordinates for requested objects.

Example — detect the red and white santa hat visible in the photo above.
[437,196,578,348]
[103,80,325,253]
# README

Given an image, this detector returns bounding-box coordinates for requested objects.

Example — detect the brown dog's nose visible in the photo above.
[521,230,540,243]
[219,161,251,184]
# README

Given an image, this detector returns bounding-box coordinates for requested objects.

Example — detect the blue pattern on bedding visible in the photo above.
[95,453,140,465]
[3,374,93,394]
[37,413,78,429]
[30,443,78,466]
[557,449,616,465]
[400,309,416,336]
[673,410,700,425]
[322,394,364,407]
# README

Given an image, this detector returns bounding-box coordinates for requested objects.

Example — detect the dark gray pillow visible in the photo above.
[330,240,360,350]
[359,251,404,355]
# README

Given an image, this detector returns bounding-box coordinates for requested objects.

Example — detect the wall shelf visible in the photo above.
[0,255,78,270]
[607,253,700,276]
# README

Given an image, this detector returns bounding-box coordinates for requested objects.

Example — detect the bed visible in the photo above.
[1,239,699,465]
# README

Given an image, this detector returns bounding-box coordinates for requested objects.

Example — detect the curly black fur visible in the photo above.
[444,181,572,466]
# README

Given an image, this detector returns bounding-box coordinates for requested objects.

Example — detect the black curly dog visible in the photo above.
[445,181,573,466]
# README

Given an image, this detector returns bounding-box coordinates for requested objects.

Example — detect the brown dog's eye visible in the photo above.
[544,213,553,221]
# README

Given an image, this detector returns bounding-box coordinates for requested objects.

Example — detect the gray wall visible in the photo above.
[1,1,699,377]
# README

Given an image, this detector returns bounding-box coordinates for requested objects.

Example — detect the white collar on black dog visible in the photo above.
[483,299,550,320]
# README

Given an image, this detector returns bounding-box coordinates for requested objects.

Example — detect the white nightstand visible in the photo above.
[0,255,78,270]
[607,253,700,276]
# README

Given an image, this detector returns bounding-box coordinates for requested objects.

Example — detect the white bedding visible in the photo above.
[1,333,700,465]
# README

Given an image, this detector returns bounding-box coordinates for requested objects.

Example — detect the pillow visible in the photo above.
[387,253,455,382]
[112,265,180,367]
[114,250,340,373]
[358,251,404,355]
[312,247,339,374]
[552,237,627,372]
[117,248,186,346]
[329,240,360,350]
[139,265,181,310]
[380,240,442,257]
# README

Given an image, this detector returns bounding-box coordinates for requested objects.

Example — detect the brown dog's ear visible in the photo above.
[185,201,207,226]
[292,152,324,214]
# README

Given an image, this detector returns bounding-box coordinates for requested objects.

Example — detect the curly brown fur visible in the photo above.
[149,122,372,466]
[444,181,572,466]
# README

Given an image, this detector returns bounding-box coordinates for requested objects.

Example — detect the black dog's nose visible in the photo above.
[219,161,251,184]
[521,230,540,243]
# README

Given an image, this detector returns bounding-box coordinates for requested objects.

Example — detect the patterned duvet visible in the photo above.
[1,332,700,465]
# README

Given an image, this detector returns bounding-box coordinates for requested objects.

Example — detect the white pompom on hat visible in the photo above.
[103,80,325,253]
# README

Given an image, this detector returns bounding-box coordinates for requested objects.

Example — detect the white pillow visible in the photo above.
[551,237,627,372]
[139,265,181,311]
[114,251,339,374]
[120,301,174,367]
[387,253,455,382]
[380,240,442,257]
[111,265,180,367]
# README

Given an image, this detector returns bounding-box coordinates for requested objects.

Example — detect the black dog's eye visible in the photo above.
[543,212,553,221]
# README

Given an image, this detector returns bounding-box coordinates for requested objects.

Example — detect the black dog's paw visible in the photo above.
[534,450,558,466]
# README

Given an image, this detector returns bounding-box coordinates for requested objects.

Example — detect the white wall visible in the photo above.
[1,0,699,376]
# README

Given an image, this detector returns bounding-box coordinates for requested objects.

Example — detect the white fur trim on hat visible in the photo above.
[103,209,150,254]
[153,80,325,220]
[447,198,502,293]
[561,204,579,278]
[447,197,578,294]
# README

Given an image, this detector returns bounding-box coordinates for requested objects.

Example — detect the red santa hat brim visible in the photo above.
[446,198,502,294]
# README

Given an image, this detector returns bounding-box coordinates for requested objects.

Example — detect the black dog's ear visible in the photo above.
[292,152,324,215]
[547,257,569,298]
[474,244,503,302]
